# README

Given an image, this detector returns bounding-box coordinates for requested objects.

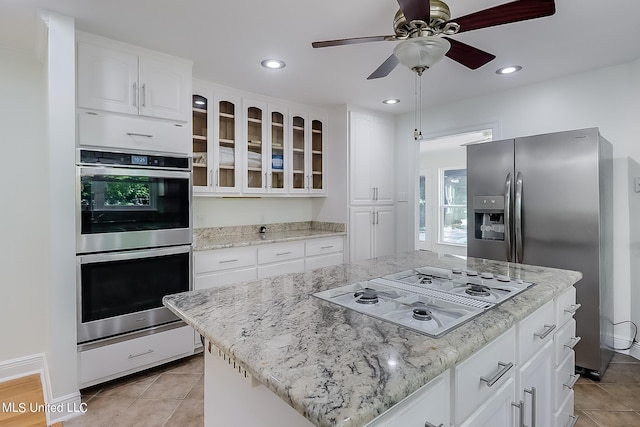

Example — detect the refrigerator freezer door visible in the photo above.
[514,128,604,374]
[467,139,515,262]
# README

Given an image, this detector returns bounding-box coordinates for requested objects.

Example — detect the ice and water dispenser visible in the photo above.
[473,196,506,241]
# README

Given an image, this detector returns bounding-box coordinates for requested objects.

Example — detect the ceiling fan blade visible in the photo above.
[451,0,555,33]
[367,54,400,80]
[396,0,431,23]
[312,35,396,48]
[443,37,496,70]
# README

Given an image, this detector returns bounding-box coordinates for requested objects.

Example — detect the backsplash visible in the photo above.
[193,221,345,242]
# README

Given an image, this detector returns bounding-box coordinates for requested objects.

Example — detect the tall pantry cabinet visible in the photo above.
[349,111,396,261]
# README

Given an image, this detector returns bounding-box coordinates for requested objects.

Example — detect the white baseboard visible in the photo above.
[612,333,640,361]
[0,353,82,425]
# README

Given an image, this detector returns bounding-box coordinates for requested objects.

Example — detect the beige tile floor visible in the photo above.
[575,352,640,427]
[64,351,640,426]
[63,354,204,427]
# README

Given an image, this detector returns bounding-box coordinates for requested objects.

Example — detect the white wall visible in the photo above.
[0,47,47,361]
[194,197,313,227]
[396,59,640,346]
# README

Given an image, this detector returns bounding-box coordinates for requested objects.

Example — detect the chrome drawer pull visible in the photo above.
[320,245,334,250]
[511,400,525,427]
[564,304,581,315]
[534,324,556,339]
[565,415,579,427]
[219,259,239,264]
[564,336,582,350]
[424,422,444,427]
[126,132,154,138]
[563,373,580,390]
[480,361,513,387]
[128,349,154,359]
[525,387,537,427]
[276,251,292,256]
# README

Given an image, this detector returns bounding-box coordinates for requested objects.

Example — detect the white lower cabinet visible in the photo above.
[516,341,554,427]
[366,369,450,427]
[455,327,516,425]
[459,378,516,427]
[194,236,345,290]
[78,325,194,388]
[349,206,395,262]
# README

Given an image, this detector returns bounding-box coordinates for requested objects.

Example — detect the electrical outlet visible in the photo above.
[635,177,640,193]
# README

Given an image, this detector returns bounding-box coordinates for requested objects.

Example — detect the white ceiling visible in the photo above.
[2,0,640,114]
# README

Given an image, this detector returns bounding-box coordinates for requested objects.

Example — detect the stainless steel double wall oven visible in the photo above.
[76,149,192,344]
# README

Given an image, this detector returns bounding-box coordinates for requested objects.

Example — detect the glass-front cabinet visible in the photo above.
[243,100,267,193]
[190,81,326,196]
[192,89,213,192]
[288,111,326,195]
[268,105,287,193]
[214,93,241,193]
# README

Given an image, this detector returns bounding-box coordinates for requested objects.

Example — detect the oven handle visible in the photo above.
[79,165,191,180]
[78,244,192,264]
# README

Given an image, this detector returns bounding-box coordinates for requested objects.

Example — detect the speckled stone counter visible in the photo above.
[163,250,582,427]
[194,221,346,251]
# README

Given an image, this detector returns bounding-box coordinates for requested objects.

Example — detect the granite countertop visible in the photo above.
[194,221,346,251]
[163,251,582,427]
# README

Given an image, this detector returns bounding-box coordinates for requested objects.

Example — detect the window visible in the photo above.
[440,168,467,245]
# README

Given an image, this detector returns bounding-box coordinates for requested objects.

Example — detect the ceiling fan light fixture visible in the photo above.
[393,37,451,72]
[261,59,286,69]
[496,65,522,75]
[383,98,400,105]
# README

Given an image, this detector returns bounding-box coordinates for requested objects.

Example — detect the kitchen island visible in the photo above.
[163,250,582,427]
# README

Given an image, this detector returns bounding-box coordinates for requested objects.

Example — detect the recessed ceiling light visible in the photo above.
[383,99,400,105]
[261,59,286,69]
[496,65,522,75]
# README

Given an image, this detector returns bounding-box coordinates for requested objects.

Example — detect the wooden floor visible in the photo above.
[0,373,61,427]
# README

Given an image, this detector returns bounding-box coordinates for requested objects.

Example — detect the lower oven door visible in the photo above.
[77,244,192,344]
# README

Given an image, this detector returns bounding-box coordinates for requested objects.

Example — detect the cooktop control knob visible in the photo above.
[480,272,494,279]
[497,275,511,282]
[452,268,463,274]
[465,270,478,276]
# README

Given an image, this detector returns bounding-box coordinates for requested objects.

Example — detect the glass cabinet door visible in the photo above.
[192,94,210,189]
[217,99,238,191]
[245,105,265,191]
[270,110,285,191]
[291,115,306,191]
[311,119,324,191]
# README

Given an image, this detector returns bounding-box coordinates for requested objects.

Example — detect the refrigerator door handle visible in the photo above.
[504,173,512,262]
[515,172,524,263]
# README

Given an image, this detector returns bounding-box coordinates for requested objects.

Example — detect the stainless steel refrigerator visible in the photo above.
[466,127,613,380]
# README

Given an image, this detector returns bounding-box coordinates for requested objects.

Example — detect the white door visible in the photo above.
[77,41,138,116]
[138,56,191,121]
[374,206,396,258]
[518,343,554,427]
[459,379,516,427]
[370,116,395,204]
[349,112,375,204]
[349,207,374,262]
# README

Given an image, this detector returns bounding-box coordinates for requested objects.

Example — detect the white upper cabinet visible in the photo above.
[267,104,288,194]
[213,91,242,194]
[77,33,192,122]
[349,111,395,205]
[288,110,327,195]
[243,99,268,194]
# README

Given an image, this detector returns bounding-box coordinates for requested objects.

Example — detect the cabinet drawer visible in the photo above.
[554,351,578,410]
[195,247,257,274]
[195,267,257,290]
[366,369,450,427]
[79,325,193,386]
[258,242,304,264]
[555,286,579,329]
[258,259,305,279]
[554,390,576,427]
[454,327,516,424]
[554,318,578,366]
[78,110,190,154]
[305,237,344,257]
[518,300,556,364]
[305,252,344,271]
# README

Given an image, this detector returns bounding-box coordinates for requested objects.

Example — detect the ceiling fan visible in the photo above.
[312,0,556,79]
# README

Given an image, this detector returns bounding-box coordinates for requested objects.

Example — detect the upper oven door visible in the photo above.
[77,165,192,253]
